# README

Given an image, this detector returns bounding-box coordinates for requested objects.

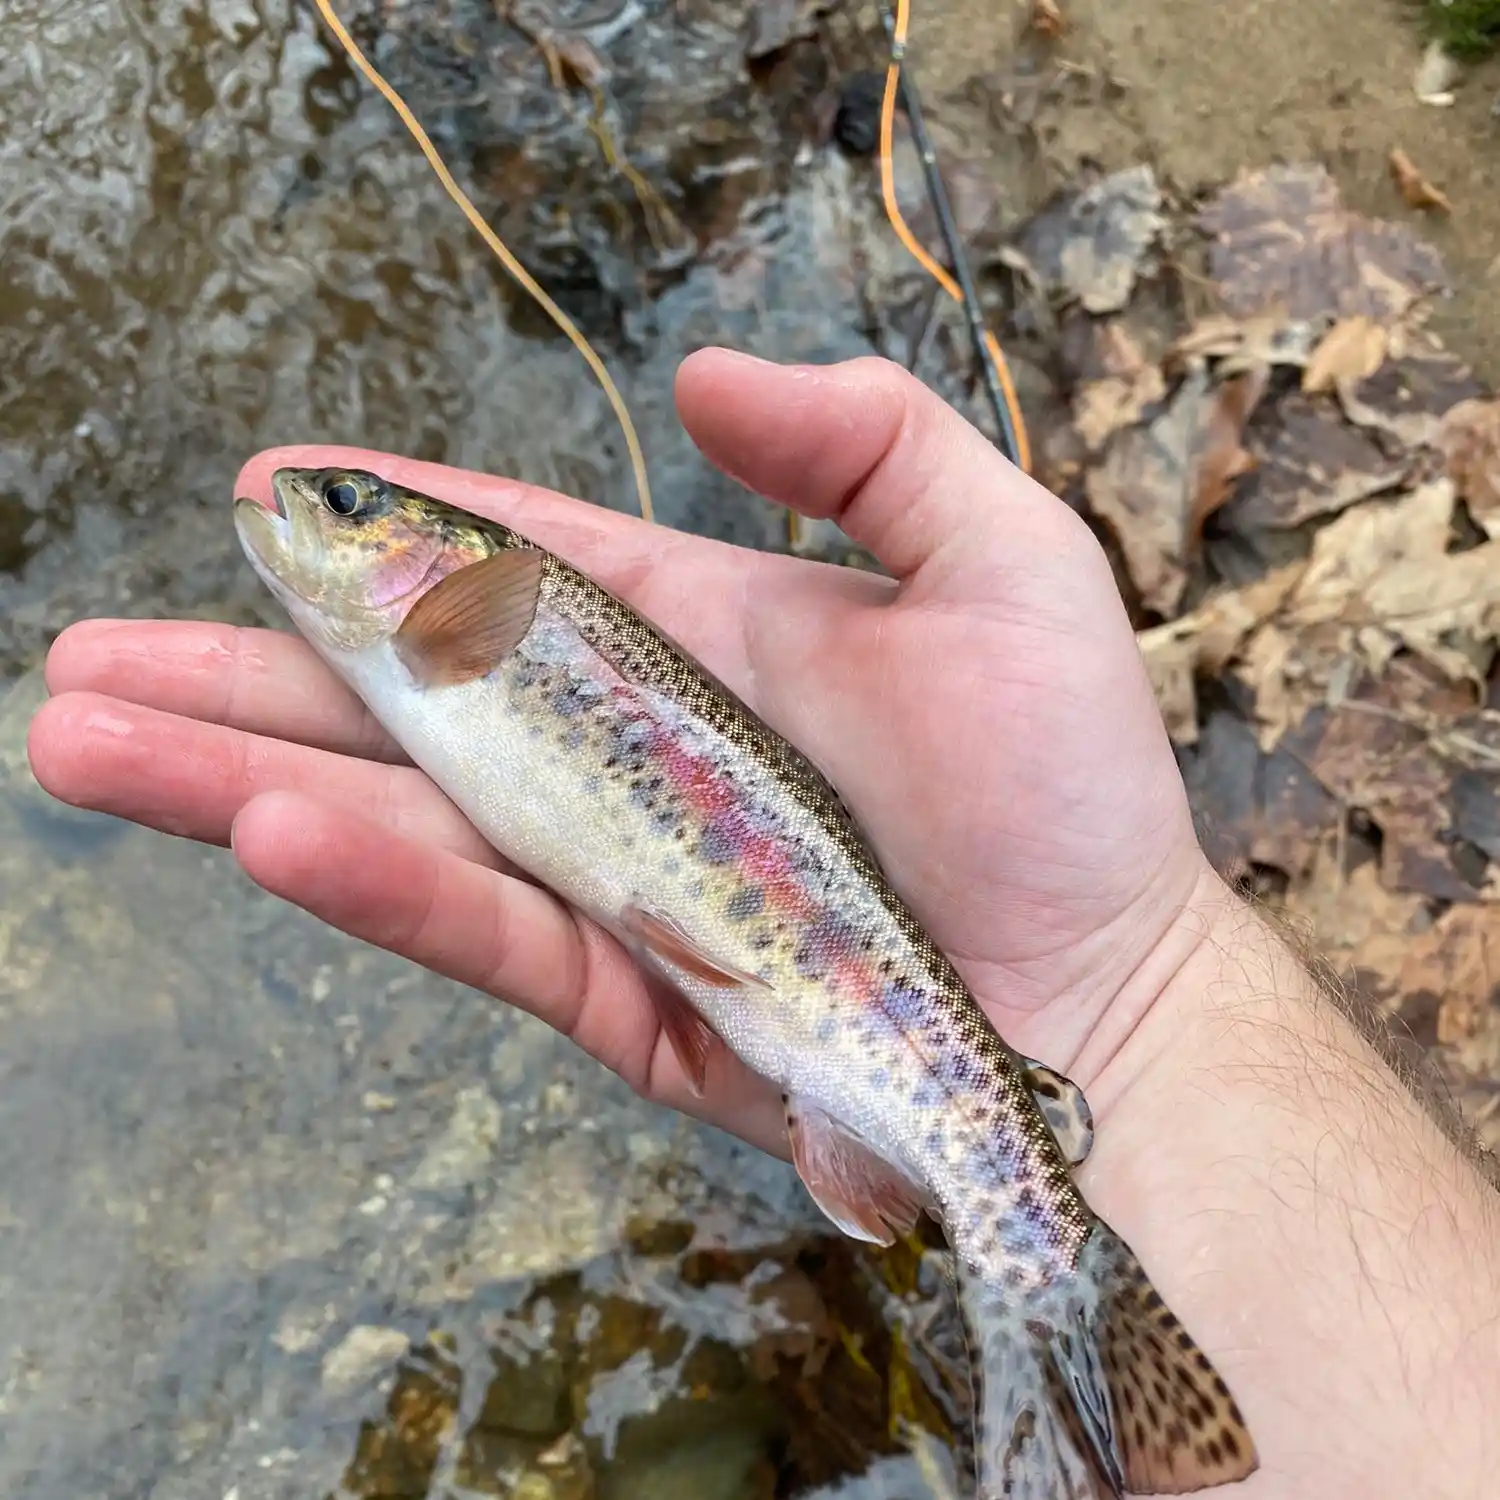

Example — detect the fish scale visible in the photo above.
[234,464,1260,1499]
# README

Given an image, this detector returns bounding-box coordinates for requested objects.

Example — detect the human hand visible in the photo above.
[27,348,1212,1155]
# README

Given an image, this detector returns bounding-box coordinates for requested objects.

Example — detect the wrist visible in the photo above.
[1073,859,1500,1497]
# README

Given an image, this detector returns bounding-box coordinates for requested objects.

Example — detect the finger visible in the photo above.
[233,791,790,1156]
[673,348,1079,585]
[44,619,407,764]
[26,691,500,866]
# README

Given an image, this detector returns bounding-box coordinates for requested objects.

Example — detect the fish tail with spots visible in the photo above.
[958,1219,1258,1499]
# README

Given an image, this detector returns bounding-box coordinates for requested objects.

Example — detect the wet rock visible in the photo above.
[407,1084,504,1191]
[832,69,886,155]
[480,1345,573,1438]
[342,0,834,321]
[341,1345,462,1498]
[595,1425,777,1500]
[322,1324,414,1394]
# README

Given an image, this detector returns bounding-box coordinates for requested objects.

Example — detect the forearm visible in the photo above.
[1080,868,1500,1498]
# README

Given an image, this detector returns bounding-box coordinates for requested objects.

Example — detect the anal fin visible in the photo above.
[785,1095,928,1247]
[1019,1053,1095,1168]
[639,969,723,1099]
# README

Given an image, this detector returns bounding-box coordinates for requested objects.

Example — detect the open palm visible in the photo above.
[27,350,1207,1158]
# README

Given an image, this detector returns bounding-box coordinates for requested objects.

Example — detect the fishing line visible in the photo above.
[875,0,1032,473]
[308,0,1031,529]
[308,0,656,525]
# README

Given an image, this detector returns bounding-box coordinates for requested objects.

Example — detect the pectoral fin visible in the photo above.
[393,549,544,687]
[785,1095,928,1247]
[1018,1054,1095,1168]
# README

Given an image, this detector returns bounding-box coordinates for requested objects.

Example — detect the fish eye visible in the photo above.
[321,477,363,516]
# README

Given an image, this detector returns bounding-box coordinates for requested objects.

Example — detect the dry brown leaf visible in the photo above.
[1282,849,1429,957]
[1352,903,1500,1046]
[1015,165,1164,315]
[1071,322,1168,453]
[1197,162,1447,325]
[1389,146,1453,215]
[1453,761,1500,864]
[1029,0,1067,37]
[1137,565,1304,744]
[1140,480,1500,749]
[1085,361,1265,616]
[1280,851,1500,1156]
[1219,395,1408,533]
[1169,313,1322,373]
[1335,339,1485,452]
[1073,367,1168,453]
[1146,633,1204,744]
[1178,709,1339,882]
[1238,622,1301,748]
[1303,659,1486,901]
[1281,839,1500,1155]
[1189,366,1266,537]
[1302,315,1388,394]
[1438,398,1500,538]
[1284,481,1500,660]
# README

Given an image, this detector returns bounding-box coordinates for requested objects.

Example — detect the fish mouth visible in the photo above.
[270,467,321,519]
[233,491,291,576]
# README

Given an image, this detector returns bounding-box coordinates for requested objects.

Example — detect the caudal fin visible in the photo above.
[958,1223,1258,1499]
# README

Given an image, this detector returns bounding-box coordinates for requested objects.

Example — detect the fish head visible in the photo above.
[234,465,487,654]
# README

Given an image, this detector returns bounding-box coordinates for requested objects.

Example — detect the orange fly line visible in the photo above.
[309,0,656,524]
[877,0,1033,474]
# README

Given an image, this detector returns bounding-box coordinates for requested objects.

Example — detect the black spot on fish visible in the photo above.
[911,1077,946,1110]
[726,886,764,920]
[792,941,827,981]
[697,820,738,865]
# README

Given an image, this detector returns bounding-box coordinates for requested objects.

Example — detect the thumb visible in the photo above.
[673,348,1081,591]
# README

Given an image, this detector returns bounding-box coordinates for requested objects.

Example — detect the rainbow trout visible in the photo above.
[235,466,1258,1499]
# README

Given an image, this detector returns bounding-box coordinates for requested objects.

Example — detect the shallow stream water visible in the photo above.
[0,0,991,1494]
